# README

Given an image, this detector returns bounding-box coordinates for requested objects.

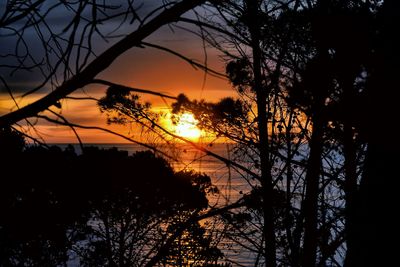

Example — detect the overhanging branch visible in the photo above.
[0,0,208,128]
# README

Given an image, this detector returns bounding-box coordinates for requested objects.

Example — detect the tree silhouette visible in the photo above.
[0,128,224,266]
[1,131,90,266]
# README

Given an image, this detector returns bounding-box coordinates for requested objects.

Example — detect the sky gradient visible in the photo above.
[0,2,234,143]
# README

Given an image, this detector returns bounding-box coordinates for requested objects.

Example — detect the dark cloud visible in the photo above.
[0,62,51,94]
[0,1,186,89]
[0,0,225,101]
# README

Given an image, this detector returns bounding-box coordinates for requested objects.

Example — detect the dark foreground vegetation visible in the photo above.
[0,128,224,266]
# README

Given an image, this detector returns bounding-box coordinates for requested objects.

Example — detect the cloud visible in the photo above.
[0,0,204,95]
[1,1,235,143]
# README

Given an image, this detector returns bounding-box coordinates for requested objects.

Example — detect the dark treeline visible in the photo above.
[0,128,224,266]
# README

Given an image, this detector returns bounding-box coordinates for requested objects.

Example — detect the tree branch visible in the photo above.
[0,0,208,127]
[91,79,178,100]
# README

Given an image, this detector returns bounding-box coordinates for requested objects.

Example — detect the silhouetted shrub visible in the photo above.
[0,130,221,266]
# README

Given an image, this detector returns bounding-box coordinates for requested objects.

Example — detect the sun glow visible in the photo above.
[174,113,201,140]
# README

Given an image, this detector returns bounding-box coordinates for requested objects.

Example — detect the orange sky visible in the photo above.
[0,31,234,143]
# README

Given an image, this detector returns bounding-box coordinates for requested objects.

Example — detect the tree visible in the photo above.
[75,149,222,267]
[1,131,90,266]
[0,129,223,266]
[348,1,400,266]
[177,2,399,267]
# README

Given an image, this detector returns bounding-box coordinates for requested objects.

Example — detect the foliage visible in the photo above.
[0,128,223,266]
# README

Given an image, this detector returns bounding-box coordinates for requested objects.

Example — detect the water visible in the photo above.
[54,143,256,266]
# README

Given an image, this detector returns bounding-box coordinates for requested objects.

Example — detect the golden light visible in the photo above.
[174,113,201,140]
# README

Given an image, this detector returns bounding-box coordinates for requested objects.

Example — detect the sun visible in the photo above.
[174,113,201,140]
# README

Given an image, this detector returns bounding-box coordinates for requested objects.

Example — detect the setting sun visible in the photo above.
[174,113,201,140]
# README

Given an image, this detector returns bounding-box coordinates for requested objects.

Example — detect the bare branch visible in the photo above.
[91,79,178,100]
[0,0,209,128]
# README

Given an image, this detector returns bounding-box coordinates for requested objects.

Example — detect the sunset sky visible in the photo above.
[0,1,234,143]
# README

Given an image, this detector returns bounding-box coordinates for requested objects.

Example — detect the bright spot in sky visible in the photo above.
[174,113,201,140]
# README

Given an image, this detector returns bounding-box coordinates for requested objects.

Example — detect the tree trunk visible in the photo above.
[351,2,400,266]
[301,113,323,267]
[246,1,276,266]
[341,77,358,267]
